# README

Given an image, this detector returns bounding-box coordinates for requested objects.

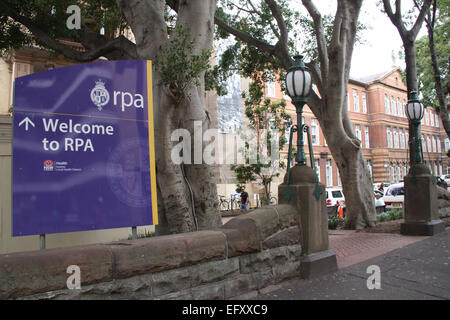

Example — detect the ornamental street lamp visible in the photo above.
[405,90,425,166]
[285,55,312,166]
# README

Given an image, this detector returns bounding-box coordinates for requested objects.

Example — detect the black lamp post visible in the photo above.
[285,55,313,166]
[405,90,425,166]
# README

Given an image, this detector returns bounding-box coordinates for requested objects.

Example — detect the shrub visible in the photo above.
[377,209,403,222]
[328,212,345,229]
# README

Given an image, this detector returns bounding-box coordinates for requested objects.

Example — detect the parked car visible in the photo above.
[374,190,386,213]
[440,174,450,186]
[326,187,345,214]
[383,182,404,210]
[437,176,448,190]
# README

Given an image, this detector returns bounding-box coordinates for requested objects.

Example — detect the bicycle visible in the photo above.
[218,195,230,212]
[259,193,278,206]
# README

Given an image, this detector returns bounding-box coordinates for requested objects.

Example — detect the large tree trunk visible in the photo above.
[118,0,221,234]
[319,100,376,229]
[426,18,450,139]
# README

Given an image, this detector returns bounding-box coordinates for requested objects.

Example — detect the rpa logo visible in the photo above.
[90,79,144,112]
[90,80,110,111]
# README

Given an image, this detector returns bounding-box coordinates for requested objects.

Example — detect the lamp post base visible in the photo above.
[400,220,445,236]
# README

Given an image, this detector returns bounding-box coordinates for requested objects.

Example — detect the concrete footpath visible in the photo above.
[253,228,450,300]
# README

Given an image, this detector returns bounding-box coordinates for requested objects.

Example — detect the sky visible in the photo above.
[308,1,427,79]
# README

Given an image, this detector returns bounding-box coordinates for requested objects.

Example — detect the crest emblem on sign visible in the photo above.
[90,80,110,110]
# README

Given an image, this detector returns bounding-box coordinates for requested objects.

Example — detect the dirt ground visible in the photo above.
[357,219,404,234]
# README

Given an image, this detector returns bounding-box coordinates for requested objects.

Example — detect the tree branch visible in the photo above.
[302,0,329,87]
[2,3,137,62]
[382,0,407,36]
[214,15,277,56]
[409,0,432,39]
[264,0,288,47]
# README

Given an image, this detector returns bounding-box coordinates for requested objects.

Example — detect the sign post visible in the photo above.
[12,60,158,238]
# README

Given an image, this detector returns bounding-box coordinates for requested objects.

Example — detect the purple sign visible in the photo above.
[12,60,158,236]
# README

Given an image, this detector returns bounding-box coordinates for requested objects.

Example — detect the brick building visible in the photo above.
[264,67,448,190]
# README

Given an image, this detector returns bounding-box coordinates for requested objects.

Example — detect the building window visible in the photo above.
[315,159,320,182]
[393,129,399,149]
[400,130,405,149]
[387,128,393,148]
[437,137,442,153]
[267,81,276,97]
[384,94,390,114]
[389,165,394,183]
[435,114,439,127]
[397,99,402,116]
[355,125,362,141]
[403,100,407,118]
[430,110,435,127]
[337,169,342,186]
[397,166,402,182]
[445,138,450,152]
[434,163,438,176]
[425,110,430,125]
[406,132,409,148]
[427,136,432,152]
[326,160,333,187]
[284,122,291,144]
[364,127,370,149]
[311,119,319,145]
[362,93,367,113]
[432,136,437,152]
[347,93,351,111]
[402,165,407,178]
[391,97,396,115]
[439,163,443,176]
[303,117,307,145]
[353,89,359,112]
[367,161,373,180]
[422,135,427,153]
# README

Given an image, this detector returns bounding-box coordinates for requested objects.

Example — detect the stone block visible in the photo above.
[274,204,299,229]
[300,249,338,279]
[224,274,258,299]
[0,244,113,299]
[151,258,239,297]
[400,220,446,236]
[239,246,297,274]
[262,226,301,250]
[191,282,225,300]
[272,261,301,282]
[109,231,226,278]
[220,226,260,258]
[242,207,281,240]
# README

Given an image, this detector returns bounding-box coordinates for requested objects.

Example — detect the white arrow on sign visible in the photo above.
[19,117,35,131]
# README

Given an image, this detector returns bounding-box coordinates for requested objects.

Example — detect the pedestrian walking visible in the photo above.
[240,187,249,212]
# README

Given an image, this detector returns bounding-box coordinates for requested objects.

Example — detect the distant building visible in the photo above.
[215,67,448,201]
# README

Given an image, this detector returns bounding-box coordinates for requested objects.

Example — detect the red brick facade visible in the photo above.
[267,68,447,186]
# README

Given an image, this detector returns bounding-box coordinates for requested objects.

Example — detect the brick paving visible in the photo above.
[328,230,429,269]
[223,216,429,269]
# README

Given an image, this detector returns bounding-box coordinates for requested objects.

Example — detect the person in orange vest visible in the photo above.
[338,202,344,219]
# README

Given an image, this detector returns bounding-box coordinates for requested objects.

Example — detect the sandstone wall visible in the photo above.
[0,205,302,300]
